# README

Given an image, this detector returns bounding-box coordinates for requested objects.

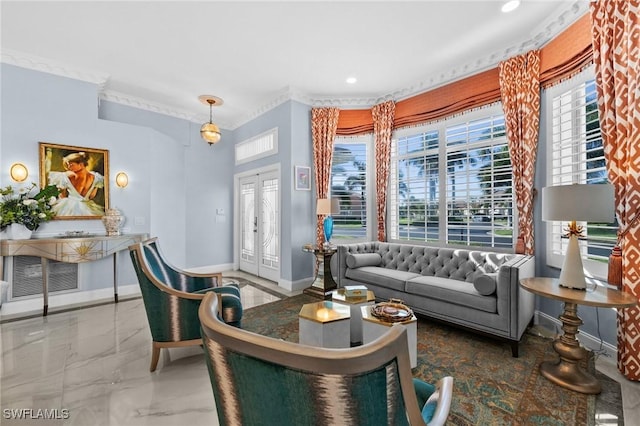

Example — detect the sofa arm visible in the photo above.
[496,255,535,340]
[336,242,379,285]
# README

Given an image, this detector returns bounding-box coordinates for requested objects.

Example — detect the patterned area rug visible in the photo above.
[241,293,623,426]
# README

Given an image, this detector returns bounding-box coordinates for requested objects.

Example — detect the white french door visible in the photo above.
[238,170,280,282]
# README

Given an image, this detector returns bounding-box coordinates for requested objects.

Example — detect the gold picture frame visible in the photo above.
[39,142,110,220]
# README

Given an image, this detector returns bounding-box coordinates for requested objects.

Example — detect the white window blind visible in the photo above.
[389,130,440,242]
[445,115,513,248]
[389,106,513,250]
[330,136,372,242]
[547,73,614,278]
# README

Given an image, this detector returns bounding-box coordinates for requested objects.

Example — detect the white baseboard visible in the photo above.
[535,311,617,361]
[0,283,140,318]
[186,263,234,274]
[278,277,313,292]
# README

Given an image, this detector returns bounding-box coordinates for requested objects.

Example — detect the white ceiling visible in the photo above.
[1,1,588,130]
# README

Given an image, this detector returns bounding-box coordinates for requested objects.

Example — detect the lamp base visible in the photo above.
[558,234,587,290]
[323,216,334,245]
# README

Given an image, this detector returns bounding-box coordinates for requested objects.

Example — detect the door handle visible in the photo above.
[253,217,258,233]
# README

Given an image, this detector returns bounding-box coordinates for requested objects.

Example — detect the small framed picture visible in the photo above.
[294,166,311,191]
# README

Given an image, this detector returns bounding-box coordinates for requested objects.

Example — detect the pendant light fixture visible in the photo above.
[199,95,224,145]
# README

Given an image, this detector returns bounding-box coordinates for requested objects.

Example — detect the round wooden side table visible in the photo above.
[520,277,637,394]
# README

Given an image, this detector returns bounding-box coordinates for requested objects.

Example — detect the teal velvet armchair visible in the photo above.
[129,238,243,372]
[199,292,453,426]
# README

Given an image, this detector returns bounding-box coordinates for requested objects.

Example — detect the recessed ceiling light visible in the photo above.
[501,0,520,13]
[346,77,357,84]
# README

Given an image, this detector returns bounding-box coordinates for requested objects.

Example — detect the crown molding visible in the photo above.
[1,48,110,89]
[2,1,588,131]
[100,89,208,123]
[309,0,589,106]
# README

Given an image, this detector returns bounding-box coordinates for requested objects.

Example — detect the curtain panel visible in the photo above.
[590,0,640,380]
[371,101,396,242]
[311,107,340,246]
[499,50,541,255]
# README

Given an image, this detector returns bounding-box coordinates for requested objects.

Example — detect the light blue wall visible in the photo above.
[1,64,316,296]
[98,99,236,268]
[230,100,315,283]
[289,101,316,281]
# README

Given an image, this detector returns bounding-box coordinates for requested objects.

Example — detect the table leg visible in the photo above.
[539,302,601,394]
[113,253,119,303]
[41,258,49,316]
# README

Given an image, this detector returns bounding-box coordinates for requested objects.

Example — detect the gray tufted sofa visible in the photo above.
[336,242,535,356]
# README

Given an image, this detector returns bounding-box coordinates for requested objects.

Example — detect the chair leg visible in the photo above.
[150,343,161,372]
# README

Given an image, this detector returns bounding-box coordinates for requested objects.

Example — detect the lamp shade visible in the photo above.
[541,184,614,222]
[316,198,340,215]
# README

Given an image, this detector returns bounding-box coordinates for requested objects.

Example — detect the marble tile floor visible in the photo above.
[1,271,639,425]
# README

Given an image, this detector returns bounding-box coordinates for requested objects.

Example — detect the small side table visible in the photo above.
[298,301,351,348]
[520,277,637,394]
[331,288,376,345]
[302,245,338,299]
[361,305,418,368]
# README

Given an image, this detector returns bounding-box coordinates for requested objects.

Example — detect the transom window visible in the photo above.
[235,128,278,165]
[389,106,514,249]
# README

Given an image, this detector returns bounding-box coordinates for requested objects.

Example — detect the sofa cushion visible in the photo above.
[345,267,420,292]
[405,276,496,313]
[346,252,382,269]
[473,273,498,296]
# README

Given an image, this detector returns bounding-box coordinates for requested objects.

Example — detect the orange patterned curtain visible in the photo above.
[590,0,640,380]
[311,107,340,246]
[498,50,541,255]
[371,101,396,241]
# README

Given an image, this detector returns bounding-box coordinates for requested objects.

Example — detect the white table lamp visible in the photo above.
[541,184,614,290]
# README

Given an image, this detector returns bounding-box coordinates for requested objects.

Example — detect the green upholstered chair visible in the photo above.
[129,239,243,372]
[199,292,453,426]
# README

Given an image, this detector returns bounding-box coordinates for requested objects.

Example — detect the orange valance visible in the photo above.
[539,14,593,88]
[336,109,373,136]
[334,12,593,134]
[394,68,501,129]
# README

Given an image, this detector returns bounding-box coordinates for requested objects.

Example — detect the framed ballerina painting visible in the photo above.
[39,142,110,220]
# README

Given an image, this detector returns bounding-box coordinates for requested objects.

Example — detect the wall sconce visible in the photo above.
[10,163,28,182]
[198,95,223,146]
[115,172,129,188]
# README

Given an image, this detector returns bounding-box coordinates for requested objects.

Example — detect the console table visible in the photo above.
[520,277,637,394]
[0,234,147,316]
[302,245,338,299]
